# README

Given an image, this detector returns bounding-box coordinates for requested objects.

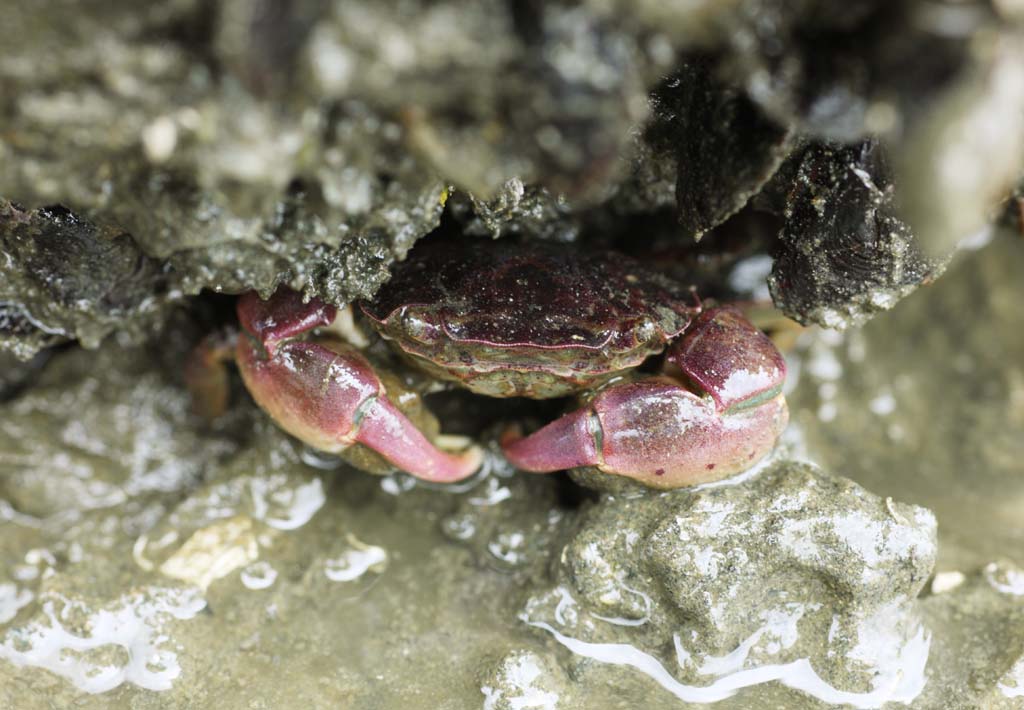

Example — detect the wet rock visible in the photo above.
[0,583,207,695]
[133,419,329,577]
[790,231,1024,568]
[768,140,946,329]
[893,33,1024,257]
[670,1,997,143]
[1,1,447,353]
[0,202,174,359]
[0,343,235,518]
[3,0,1016,358]
[523,461,937,705]
[0,351,49,402]
[319,1,655,200]
[107,107,447,306]
[914,562,1024,709]
[651,61,793,240]
[452,183,578,243]
[481,650,572,710]
[1003,180,1024,236]
[438,462,566,582]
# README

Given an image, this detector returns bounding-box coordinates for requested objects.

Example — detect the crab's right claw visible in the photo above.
[236,335,481,484]
[501,309,790,489]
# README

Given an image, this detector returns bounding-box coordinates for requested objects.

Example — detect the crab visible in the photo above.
[189,240,788,489]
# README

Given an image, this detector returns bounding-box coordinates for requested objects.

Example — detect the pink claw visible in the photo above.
[237,289,337,357]
[669,306,786,413]
[230,290,481,483]
[502,307,789,489]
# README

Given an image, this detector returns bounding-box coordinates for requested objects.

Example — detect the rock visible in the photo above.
[652,60,793,241]
[481,650,571,710]
[768,140,946,329]
[0,202,173,359]
[0,343,234,517]
[523,461,937,706]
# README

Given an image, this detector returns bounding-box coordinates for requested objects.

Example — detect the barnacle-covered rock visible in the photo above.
[768,140,946,329]
[522,461,936,705]
[450,182,578,243]
[4,0,1017,358]
[105,104,448,304]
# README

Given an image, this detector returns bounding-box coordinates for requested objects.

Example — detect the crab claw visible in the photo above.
[501,307,788,489]
[668,305,787,414]
[237,288,337,357]
[236,335,481,483]
[215,290,481,483]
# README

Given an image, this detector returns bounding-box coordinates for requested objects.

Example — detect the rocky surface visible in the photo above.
[767,140,945,329]
[520,460,936,706]
[3,0,1023,357]
[1,235,1024,708]
[2,2,1024,708]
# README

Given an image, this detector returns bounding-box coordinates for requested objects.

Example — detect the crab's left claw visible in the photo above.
[501,306,788,489]
[668,306,787,414]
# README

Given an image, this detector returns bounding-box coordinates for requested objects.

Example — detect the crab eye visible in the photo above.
[401,311,441,344]
[633,318,656,344]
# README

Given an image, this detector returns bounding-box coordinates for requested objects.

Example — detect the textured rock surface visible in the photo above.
[0,344,234,518]
[2,234,1024,708]
[3,0,1022,359]
[523,460,936,705]
[768,141,946,328]
[2,2,1024,708]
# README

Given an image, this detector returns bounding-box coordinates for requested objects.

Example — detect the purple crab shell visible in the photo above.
[360,240,699,398]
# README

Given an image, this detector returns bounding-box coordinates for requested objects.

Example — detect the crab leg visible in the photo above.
[184,328,237,419]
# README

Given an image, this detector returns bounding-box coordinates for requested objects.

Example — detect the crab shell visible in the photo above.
[360,240,700,399]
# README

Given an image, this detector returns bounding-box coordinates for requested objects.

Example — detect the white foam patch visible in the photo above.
[249,475,325,530]
[240,561,278,591]
[524,617,929,708]
[984,562,1024,596]
[0,587,206,693]
[324,536,388,583]
[0,583,34,624]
